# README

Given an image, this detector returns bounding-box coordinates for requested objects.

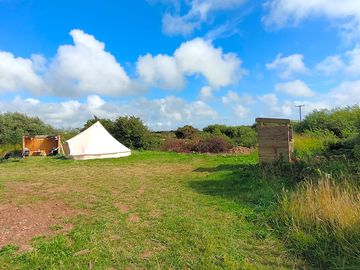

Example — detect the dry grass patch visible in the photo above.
[280,178,360,229]
[278,177,360,268]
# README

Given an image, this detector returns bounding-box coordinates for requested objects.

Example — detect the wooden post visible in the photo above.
[22,136,25,156]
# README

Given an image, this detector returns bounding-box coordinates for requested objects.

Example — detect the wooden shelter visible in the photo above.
[256,118,293,163]
[22,135,61,156]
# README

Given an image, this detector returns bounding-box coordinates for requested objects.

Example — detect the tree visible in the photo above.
[82,115,115,133]
[175,125,199,139]
[112,116,153,149]
[0,112,55,145]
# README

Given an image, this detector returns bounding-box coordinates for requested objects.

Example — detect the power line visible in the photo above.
[295,104,305,121]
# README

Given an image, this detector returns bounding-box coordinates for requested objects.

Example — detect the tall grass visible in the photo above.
[278,177,360,268]
[0,144,21,156]
[294,130,337,159]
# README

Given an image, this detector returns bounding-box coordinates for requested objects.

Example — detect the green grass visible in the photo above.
[294,133,336,159]
[0,151,302,269]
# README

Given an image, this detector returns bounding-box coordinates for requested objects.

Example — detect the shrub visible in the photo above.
[175,125,199,139]
[203,124,257,147]
[277,177,360,268]
[162,138,195,153]
[194,135,232,153]
[112,116,155,150]
[294,106,360,138]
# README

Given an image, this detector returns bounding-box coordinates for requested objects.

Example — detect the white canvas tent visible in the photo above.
[63,121,131,160]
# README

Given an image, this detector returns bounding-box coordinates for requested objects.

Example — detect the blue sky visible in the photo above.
[0,0,360,129]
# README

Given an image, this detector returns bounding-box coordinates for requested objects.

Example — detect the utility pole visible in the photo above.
[295,104,305,121]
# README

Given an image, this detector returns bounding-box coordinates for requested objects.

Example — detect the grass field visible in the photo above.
[0,151,303,269]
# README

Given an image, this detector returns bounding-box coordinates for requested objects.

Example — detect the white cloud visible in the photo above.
[233,104,248,118]
[162,14,200,36]
[174,38,244,88]
[316,55,344,75]
[161,0,247,36]
[258,93,278,107]
[136,38,244,89]
[46,29,134,97]
[344,45,360,76]
[0,51,45,93]
[263,0,360,42]
[275,80,315,97]
[198,86,213,100]
[25,98,40,105]
[221,90,253,119]
[1,30,242,97]
[330,80,360,105]
[136,53,184,89]
[258,93,293,116]
[315,45,360,77]
[266,53,308,79]
[0,95,218,130]
[222,90,241,104]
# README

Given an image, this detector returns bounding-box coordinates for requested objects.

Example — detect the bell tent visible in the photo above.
[63,121,131,160]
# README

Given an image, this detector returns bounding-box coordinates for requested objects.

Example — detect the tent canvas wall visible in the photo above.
[63,121,131,160]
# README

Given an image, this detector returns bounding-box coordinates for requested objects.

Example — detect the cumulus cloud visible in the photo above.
[221,90,253,105]
[316,55,344,75]
[0,29,142,97]
[1,30,243,96]
[136,53,185,89]
[344,45,360,76]
[174,38,244,88]
[263,0,360,42]
[161,0,247,36]
[315,45,360,76]
[221,90,253,119]
[0,51,45,93]
[233,104,248,118]
[198,86,213,100]
[275,80,315,97]
[330,80,360,105]
[137,38,245,89]
[46,29,134,97]
[266,53,308,79]
[258,93,292,116]
[0,95,218,130]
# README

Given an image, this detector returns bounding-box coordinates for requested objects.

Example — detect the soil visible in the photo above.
[115,203,129,213]
[0,200,78,251]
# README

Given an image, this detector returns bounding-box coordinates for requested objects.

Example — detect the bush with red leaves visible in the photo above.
[162,135,231,153]
[194,135,231,153]
[161,138,196,153]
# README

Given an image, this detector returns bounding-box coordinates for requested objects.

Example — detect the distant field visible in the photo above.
[0,152,302,269]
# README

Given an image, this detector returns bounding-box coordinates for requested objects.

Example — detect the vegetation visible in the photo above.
[203,124,257,148]
[3,107,360,268]
[293,105,360,138]
[83,116,160,150]
[277,177,360,268]
[0,152,302,269]
[0,113,55,145]
[293,130,337,159]
[162,135,231,153]
[175,125,199,139]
